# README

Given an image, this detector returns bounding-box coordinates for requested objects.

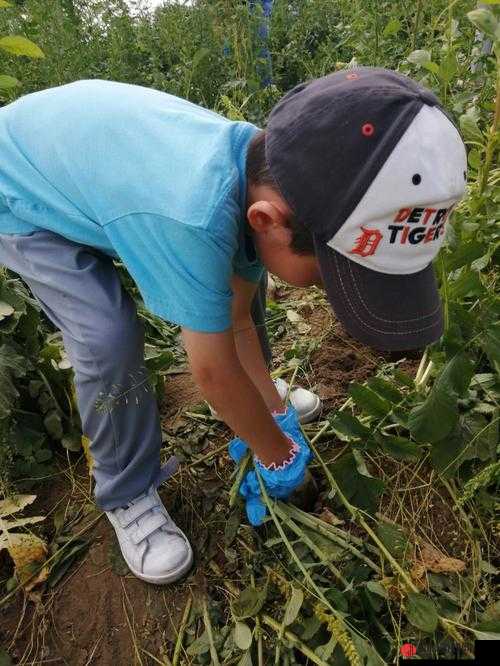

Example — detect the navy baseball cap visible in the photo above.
[266,67,467,350]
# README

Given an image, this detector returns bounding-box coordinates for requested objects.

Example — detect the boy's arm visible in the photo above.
[182,326,291,467]
[231,274,285,413]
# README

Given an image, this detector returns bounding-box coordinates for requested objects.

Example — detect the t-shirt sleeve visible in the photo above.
[104,214,235,333]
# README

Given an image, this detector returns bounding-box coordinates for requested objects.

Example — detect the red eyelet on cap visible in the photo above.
[346,72,359,80]
[361,122,374,136]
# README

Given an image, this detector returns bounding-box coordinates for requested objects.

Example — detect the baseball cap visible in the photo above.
[266,67,467,351]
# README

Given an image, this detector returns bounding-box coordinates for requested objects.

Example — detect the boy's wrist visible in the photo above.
[256,431,294,468]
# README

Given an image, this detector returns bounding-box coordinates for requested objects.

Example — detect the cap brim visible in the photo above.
[314,238,443,351]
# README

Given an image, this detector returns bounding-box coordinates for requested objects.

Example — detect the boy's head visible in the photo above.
[247,67,467,351]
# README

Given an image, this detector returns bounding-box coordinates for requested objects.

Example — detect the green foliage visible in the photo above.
[0,1,498,663]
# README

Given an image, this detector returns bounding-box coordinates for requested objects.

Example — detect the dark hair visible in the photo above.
[246,130,315,255]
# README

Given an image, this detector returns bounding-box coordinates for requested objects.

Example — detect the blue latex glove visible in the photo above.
[228,406,312,526]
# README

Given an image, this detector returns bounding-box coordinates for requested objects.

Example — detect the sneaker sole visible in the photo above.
[126,544,194,585]
[297,397,323,424]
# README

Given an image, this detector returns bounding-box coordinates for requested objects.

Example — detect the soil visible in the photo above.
[0,286,445,665]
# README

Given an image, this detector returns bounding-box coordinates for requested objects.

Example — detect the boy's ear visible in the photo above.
[247,200,289,233]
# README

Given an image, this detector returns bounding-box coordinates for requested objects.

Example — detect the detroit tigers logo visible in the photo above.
[350,227,383,257]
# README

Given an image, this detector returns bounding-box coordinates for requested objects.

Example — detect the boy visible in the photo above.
[0,68,466,584]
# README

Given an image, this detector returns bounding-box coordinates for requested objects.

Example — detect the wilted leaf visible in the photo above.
[283,586,303,626]
[233,621,253,650]
[411,541,465,586]
[0,494,36,517]
[318,508,344,526]
[406,592,438,633]
[0,35,44,58]
[82,435,94,475]
[231,585,267,620]
[286,309,301,323]
[0,532,48,589]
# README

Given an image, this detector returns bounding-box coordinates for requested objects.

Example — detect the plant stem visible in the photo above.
[261,614,331,666]
[229,451,251,507]
[279,503,381,574]
[412,0,423,50]
[479,50,500,196]
[274,504,349,587]
[172,594,192,666]
[202,595,220,666]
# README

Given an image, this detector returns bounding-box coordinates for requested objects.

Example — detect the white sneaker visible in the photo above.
[274,377,322,424]
[106,486,193,585]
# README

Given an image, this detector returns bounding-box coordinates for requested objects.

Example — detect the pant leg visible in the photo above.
[250,271,272,369]
[0,231,163,510]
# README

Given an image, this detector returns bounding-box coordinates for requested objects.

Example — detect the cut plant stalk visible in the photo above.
[261,614,331,666]
[171,594,192,666]
[202,594,220,666]
[305,432,469,651]
[255,469,379,665]
[274,503,349,587]
[279,503,381,574]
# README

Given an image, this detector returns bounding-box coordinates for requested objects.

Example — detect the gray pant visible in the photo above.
[0,231,270,509]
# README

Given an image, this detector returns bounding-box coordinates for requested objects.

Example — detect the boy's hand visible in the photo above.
[228,406,312,526]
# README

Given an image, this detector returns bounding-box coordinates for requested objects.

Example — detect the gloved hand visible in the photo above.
[228,406,312,526]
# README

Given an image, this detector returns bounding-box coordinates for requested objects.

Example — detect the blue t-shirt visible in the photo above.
[0,80,264,332]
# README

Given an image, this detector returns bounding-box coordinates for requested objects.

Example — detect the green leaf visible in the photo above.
[349,382,391,418]
[0,1,12,7]
[379,435,422,461]
[472,629,500,640]
[393,369,414,387]
[330,452,385,513]
[431,425,468,476]
[231,586,267,620]
[43,410,63,439]
[0,301,14,319]
[408,354,473,443]
[0,648,12,666]
[467,8,499,40]
[482,323,500,375]
[406,593,439,633]
[459,111,484,144]
[237,651,253,666]
[448,270,483,300]
[407,49,431,66]
[367,377,403,404]
[0,75,19,90]
[233,621,253,651]
[382,18,401,38]
[186,630,210,656]
[283,586,303,626]
[0,36,44,58]
[443,240,486,272]
[329,411,370,440]
[376,522,410,562]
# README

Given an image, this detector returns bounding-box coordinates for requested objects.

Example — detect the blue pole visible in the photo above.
[249,0,273,87]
